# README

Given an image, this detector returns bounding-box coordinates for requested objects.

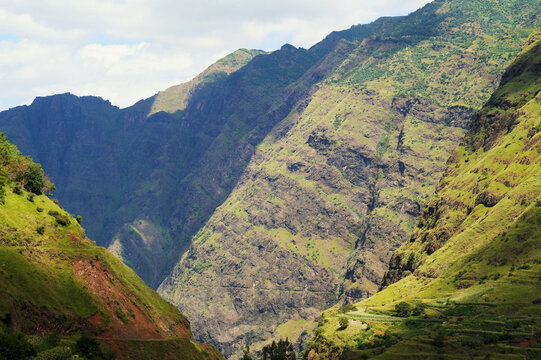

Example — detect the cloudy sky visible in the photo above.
[0,0,431,110]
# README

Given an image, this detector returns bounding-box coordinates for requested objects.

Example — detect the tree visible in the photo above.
[22,163,45,195]
[261,338,296,360]
[412,302,426,316]
[395,302,412,317]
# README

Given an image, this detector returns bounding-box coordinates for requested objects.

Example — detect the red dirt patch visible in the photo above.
[73,258,190,340]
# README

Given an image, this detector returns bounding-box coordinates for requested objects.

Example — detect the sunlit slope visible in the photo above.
[149,49,266,115]
[305,28,541,360]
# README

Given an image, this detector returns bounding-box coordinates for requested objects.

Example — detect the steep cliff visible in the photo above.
[305,28,541,360]
[0,0,539,358]
[158,1,541,357]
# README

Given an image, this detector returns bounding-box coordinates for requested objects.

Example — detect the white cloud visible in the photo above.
[0,0,431,110]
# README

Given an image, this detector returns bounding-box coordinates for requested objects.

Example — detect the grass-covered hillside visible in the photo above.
[304,28,541,360]
[158,0,541,357]
[0,134,223,359]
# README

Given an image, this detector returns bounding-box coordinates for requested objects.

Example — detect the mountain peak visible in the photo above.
[30,92,114,108]
[280,43,297,51]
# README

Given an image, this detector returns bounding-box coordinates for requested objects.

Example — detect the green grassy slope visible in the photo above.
[0,136,223,359]
[304,29,541,360]
[159,1,541,357]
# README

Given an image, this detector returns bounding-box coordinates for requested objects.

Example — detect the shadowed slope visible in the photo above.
[0,134,223,360]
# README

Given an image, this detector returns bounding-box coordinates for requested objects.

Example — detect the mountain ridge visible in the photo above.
[0,0,540,358]
[158,1,540,357]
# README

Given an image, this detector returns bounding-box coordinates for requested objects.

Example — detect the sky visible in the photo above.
[0,0,431,110]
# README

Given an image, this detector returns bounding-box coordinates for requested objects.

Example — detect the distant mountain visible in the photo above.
[305,27,541,360]
[0,134,222,359]
[149,49,268,116]
[0,0,539,358]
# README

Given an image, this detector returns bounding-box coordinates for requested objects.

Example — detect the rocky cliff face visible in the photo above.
[158,1,541,357]
[0,0,540,358]
[0,47,315,289]
[305,28,541,360]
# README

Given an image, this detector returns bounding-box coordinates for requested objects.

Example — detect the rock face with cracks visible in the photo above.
[0,0,540,358]
[305,28,541,360]
[159,1,541,357]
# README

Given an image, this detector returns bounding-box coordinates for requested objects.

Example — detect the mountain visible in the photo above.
[0,0,540,358]
[149,49,268,116]
[0,48,270,288]
[304,28,541,360]
[0,135,223,359]
[158,0,541,356]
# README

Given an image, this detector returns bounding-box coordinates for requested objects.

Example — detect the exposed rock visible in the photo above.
[475,190,503,207]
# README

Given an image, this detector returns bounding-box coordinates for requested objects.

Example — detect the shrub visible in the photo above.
[115,309,130,324]
[34,346,72,360]
[261,338,296,360]
[47,210,71,226]
[339,304,357,313]
[382,331,399,348]
[454,270,466,281]
[0,329,36,359]
[36,225,45,235]
[36,207,43,212]
[55,215,70,226]
[76,215,82,224]
[74,335,115,359]
[338,318,349,330]
[395,302,412,317]
[27,194,35,202]
[13,185,22,195]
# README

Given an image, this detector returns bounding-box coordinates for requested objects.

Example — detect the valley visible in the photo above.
[0,0,539,359]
